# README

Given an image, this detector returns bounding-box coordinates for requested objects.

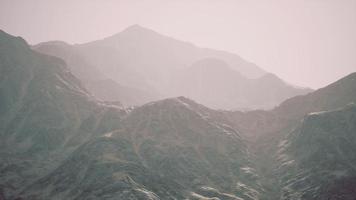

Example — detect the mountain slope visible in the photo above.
[224,72,356,137]
[172,58,311,110]
[33,41,159,106]
[275,72,356,119]
[19,97,262,200]
[80,24,265,79]
[1,30,261,200]
[3,29,356,200]
[214,72,356,199]
[0,30,128,199]
[276,103,356,200]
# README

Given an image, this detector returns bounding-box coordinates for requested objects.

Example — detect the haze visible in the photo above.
[1,0,355,89]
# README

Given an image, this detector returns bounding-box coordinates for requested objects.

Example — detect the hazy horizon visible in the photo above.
[1,0,355,89]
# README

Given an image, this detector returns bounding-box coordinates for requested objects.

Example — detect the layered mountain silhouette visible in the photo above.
[33,25,311,110]
[32,40,159,106]
[0,30,260,200]
[1,29,356,200]
[171,58,310,110]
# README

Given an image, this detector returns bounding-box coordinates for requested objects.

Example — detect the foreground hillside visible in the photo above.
[0,30,128,199]
[276,103,356,199]
[240,73,356,200]
[21,97,263,200]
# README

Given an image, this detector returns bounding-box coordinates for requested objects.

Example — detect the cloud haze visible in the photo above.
[1,0,355,88]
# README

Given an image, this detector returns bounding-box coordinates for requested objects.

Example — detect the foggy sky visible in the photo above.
[1,0,355,89]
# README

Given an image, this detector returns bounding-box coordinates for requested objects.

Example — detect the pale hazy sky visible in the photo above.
[1,0,355,88]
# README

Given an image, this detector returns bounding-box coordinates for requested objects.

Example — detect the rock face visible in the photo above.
[33,25,311,110]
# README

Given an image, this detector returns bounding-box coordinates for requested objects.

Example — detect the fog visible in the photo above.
[1,0,355,88]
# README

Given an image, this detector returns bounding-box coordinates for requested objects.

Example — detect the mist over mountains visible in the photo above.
[0,26,355,200]
[33,25,312,110]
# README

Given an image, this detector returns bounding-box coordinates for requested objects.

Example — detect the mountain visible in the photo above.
[223,72,356,137]
[85,79,159,106]
[0,30,128,199]
[275,72,356,120]
[79,24,265,79]
[32,41,106,82]
[233,73,356,199]
[0,30,260,200]
[33,25,312,110]
[269,73,356,199]
[276,103,356,200]
[2,29,356,200]
[33,41,160,106]
[171,58,311,110]
[20,97,262,200]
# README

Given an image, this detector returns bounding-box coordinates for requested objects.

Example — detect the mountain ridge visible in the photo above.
[33,25,312,109]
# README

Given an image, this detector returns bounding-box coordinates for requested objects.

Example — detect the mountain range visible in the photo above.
[0,28,355,200]
[33,25,312,110]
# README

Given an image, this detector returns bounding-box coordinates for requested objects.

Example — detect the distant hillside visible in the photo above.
[171,58,312,109]
[34,25,312,110]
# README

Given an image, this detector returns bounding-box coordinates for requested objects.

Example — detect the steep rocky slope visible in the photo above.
[0,30,128,199]
[238,73,356,200]
[276,104,356,200]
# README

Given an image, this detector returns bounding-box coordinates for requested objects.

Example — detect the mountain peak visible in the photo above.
[103,24,159,42]
[121,24,155,34]
[126,24,145,30]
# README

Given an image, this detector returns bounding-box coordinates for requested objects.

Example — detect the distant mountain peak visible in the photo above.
[120,24,157,35]
[102,24,161,43]
[125,24,145,30]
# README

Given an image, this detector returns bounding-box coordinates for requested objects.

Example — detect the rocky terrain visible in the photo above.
[1,29,356,200]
